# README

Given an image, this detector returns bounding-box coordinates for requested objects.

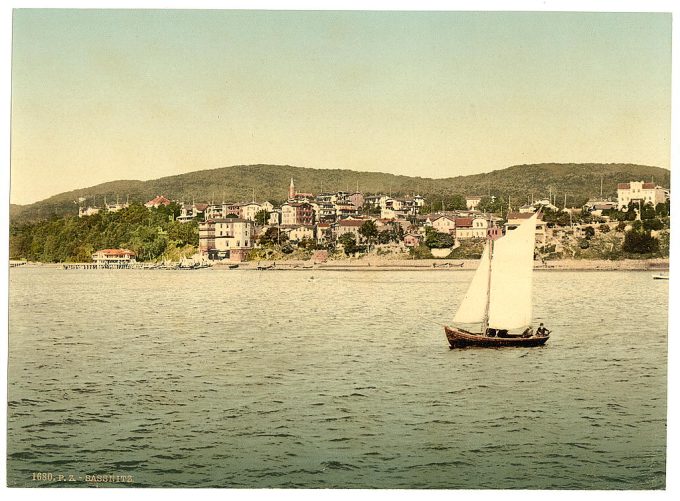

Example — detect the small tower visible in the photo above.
[289,178,295,200]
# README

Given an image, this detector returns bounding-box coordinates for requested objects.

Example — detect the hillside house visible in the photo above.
[505,212,547,245]
[454,217,490,239]
[144,195,172,208]
[430,215,456,234]
[465,196,482,210]
[617,181,669,210]
[282,202,314,226]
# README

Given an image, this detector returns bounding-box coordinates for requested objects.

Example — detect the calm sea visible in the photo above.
[7,268,667,489]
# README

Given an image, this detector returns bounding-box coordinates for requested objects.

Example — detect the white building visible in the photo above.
[617,181,669,210]
[454,217,489,239]
[465,196,482,210]
[268,209,282,226]
[283,225,315,242]
[92,248,136,268]
[430,215,456,234]
[239,202,262,221]
[199,218,254,261]
[78,206,100,218]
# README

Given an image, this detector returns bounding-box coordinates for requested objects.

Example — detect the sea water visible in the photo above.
[7,268,667,488]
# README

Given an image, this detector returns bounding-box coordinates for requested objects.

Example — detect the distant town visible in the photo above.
[24,177,666,269]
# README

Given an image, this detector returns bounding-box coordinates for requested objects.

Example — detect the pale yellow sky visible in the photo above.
[10,10,672,204]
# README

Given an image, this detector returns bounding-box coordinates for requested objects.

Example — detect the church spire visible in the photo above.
[289,177,295,200]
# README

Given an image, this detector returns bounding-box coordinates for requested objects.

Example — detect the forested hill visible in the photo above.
[10,163,670,223]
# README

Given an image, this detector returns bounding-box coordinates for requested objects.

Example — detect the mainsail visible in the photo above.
[453,212,538,330]
[487,213,537,329]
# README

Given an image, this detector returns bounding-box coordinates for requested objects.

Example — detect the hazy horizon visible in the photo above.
[10,10,672,205]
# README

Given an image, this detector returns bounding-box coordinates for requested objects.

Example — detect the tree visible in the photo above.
[640,202,656,220]
[655,200,670,217]
[167,221,199,246]
[255,209,269,226]
[425,227,454,249]
[298,237,317,250]
[623,229,659,254]
[599,224,610,234]
[477,196,506,214]
[377,230,392,245]
[359,220,378,251]
[642,218,664,231]
[583,226,595,240]
[338,233,359,255]
[258,226,288,246]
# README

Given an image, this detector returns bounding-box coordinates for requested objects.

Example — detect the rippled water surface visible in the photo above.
[8,268,667,488]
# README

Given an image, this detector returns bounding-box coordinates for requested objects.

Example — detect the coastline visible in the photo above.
[13,258,668,272]
[228,258,670,271]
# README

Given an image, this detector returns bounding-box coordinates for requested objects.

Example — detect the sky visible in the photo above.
[8,7,673,204]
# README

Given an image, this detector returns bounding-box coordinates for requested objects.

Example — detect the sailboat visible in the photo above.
[445,212,550,348]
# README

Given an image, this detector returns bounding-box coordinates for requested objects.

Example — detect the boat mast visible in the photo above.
[481,211,493,335]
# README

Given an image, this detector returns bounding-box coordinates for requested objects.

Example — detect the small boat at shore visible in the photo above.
[445,212,550,349]
[652,273,669,280]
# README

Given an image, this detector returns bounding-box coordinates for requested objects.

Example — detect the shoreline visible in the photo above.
[228,258,669,272]
[14,258,669,272]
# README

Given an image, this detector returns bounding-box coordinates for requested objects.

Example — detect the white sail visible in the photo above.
[452,242,491,324]
[487,213,537,330]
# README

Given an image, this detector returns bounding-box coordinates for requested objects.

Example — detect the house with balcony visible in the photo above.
[282,202,315,226]
[199,218,254,261]
[92,248,137,268]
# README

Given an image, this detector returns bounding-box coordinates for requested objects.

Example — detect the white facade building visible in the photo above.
[617,181,669,210]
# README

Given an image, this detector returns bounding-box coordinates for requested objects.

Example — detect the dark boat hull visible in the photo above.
[445,326,549,349]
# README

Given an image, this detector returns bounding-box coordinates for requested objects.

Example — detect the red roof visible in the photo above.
[145,195,172,207]
[642,182,656,189]
[617,183,630,189]
[96,248,136,257]
[455,217,473,227]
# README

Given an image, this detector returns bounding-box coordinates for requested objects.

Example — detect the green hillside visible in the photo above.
[10,163,670,223]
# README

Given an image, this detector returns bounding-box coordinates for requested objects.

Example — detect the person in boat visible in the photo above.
[486,328,497,337]
[536,323,551,337]
[497,329,509,338]
[521,327,533,338]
